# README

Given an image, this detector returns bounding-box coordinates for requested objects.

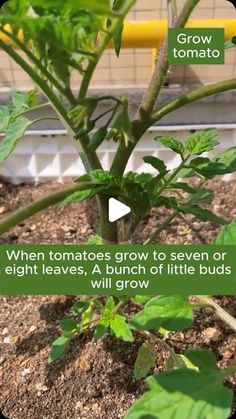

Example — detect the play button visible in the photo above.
[108,198,131,222]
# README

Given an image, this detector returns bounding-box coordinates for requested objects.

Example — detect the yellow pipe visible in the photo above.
[121,19,236,48]
[1,20,236,49]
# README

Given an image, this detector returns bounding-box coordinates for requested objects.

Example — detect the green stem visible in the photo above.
[143,169,204,244]
[111,0,200,176]
[144,210,178,245]
[31,116,60,124]
[151,78,236,123]
[97,195,118,244]
[92,106,117,124]
[78,0,136,100]
[0,182,95,236]
[155,157,189,198]
[196,296,236,332]
[171,0,178,18]
[141,0,200,115]
[14,102,51,118]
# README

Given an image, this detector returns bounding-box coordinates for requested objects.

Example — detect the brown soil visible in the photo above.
[0,179,235,419]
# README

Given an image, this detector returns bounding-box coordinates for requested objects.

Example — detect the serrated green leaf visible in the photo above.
[60,318,78,332]
[0,118,32,162]
[189,147,236,178]
[130,296,194,331]
[134,343,156,380]
[155,136,185,158]
[168,182,196,194]
[73,299,91,315]
[143,156,167,173]
[90,169,121,187]
[87,234,103,245]
[180,205,228,225]
[11,90,38,114]
[110,314,134,342]
[48,334,71,363]
[185,349,218,373]
[59,189,98,207]
[125,364,233,419]
[186,129,218,155]
[189,188,214,204]
[177,168,198,179]
[31,0,112,15]
[214,219,236,244]
[152,195,178,210]
[101,296,116,319]
[94,322,108,339]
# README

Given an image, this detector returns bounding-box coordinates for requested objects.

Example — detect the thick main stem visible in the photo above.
[141,0,200,115]
[98,195,118,243]
[111,0,201,176]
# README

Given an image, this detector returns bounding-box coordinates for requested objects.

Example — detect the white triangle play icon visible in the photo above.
[108,198,131,222]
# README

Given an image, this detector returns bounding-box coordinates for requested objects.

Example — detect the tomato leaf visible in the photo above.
[214,219,236,244]
[130,296,194,331]
[155,135,185,158]
[60,318,78,332]
[189,147,236,178]
[186,129,218,155]
[125,354,233,419]
[0,118,32,162]
[134,342,156,380]
[179,205,228,225]
[143,156,167,173]
[110,314,134,342]
[48,335,71,363]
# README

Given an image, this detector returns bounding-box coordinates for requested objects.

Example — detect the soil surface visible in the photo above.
[0,179,235,419]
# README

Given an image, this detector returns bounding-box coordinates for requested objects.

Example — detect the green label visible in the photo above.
[168,28,225,65]
[0,244,235,295]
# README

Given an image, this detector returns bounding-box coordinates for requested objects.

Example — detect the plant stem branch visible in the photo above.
[78,0,136,100]
[140,0,200,115]
[144,210,178,245]
[0,182,96,236]
[196,296,236,332]
[97,195,118,243]
[151,78,236,123]
[14,102,51,118]
[31,116,60,124]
